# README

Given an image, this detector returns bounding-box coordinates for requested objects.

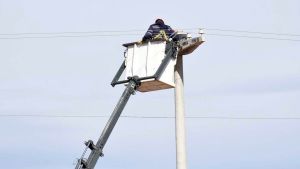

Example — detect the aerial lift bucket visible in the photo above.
[123,40,177,92]
[112,33,205,92]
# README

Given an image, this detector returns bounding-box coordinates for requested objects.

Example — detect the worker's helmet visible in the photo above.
[155,18,165,25]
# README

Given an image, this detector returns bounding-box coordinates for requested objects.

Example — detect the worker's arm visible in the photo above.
[166,25,176,38]
[143,25,155,41]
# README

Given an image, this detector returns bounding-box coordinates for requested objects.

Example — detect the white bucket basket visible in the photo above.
[124,41,177,92]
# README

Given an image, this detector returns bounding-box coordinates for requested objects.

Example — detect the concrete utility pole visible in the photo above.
[174,36,205,169]
[174,55,187,169]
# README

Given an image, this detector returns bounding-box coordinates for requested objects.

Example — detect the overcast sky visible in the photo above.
[0,0,299,169]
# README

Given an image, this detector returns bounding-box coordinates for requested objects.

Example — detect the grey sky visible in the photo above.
[0,0,299,169]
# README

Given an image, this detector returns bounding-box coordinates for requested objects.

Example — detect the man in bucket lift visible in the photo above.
[142,19,176,42]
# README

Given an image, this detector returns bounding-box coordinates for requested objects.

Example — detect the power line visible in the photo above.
[205,33,300,42]
[0,27,299,42]
[202,27,300,37]
[0,27,299,37]
[0,114,299,120]
[1,32,299,42]
[0,29,145,36]
[0,33,141,40]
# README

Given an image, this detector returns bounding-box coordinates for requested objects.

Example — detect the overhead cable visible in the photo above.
[0,114,299,120]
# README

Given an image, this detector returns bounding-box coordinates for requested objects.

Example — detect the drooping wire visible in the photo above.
[0,27,300,42]
[0,27,299,37]
[205,33,300,41]
[0,114,300,120]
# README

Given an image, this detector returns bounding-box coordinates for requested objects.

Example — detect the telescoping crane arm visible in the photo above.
[74,41,179,169]
[75,76,140,169]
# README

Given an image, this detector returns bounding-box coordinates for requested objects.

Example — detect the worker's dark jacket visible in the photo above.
[142,23,175,41]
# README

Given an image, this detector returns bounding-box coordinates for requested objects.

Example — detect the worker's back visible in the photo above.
[143,19,175,41]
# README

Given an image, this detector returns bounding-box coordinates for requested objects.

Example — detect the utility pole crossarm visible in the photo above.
[178,37,205,56]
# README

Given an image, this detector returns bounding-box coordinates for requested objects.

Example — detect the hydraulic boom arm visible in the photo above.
[75,77,141,169]
[75,40,180,169]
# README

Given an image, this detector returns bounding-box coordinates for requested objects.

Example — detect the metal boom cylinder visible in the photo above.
[75,78,139,169]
